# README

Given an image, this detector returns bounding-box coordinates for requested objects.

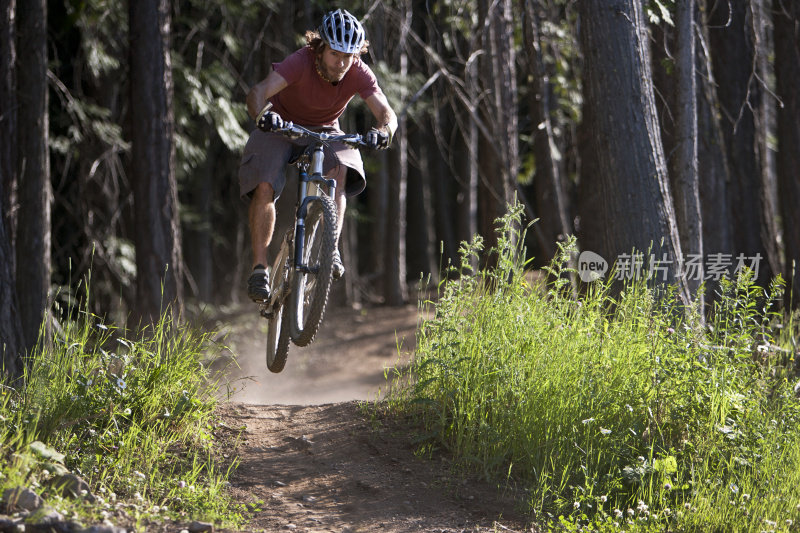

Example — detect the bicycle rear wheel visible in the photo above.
[266,234,292,373]
[289,194,337,346]
[266,303,290,373]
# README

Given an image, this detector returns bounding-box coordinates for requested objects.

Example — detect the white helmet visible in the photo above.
[318,9,365,54]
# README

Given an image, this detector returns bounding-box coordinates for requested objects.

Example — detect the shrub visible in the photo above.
[404,204,800,532]
[1,291,242,528]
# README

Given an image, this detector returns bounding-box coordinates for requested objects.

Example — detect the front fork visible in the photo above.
[294,144,336,273]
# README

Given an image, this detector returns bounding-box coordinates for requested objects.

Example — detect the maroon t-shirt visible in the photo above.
[270,47,382,128]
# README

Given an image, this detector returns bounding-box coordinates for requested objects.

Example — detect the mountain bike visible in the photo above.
[260,122,368,373]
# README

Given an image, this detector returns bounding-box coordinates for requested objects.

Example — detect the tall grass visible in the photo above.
[0,286,243,528]
[403,204,800,532]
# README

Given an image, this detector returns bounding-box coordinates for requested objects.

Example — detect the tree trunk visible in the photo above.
[0,0,23,381]
[430,106,457,271]
[706,0,775,284]
[673,0,704,305]
[696,0,735,275]
[577,0,688,302]
[457,55,479,271]
[129,0,183,323]
[774,0,800,306]
[477,0,517,265]
[522,0,572,262]
[16,0,50,350]
[0,213,23,381]
[406,129,437,283]
[1,0,15,243]
[384,4,410,305]
[184,136,220,303]
[751,0,781,281]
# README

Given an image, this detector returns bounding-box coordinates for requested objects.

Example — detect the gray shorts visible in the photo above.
[238,128,367,200]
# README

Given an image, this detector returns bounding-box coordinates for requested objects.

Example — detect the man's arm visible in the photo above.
[246,70,289,120]
[365,93,398,140]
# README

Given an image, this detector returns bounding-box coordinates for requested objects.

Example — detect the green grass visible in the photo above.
[399,204,800,532]
[0,285,245,530]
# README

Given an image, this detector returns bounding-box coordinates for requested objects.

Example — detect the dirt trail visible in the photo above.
[216,303,530,532]
[223,304,419,405]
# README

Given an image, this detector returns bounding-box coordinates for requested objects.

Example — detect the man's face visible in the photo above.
[319,46,355,82]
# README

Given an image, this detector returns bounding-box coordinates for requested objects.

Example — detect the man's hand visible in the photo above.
[365,127,391,150]
[257,107,284,132]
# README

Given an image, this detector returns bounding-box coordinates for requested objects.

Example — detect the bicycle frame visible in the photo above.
[292,143,337,275]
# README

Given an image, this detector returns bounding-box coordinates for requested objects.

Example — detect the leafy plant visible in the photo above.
[0,285,243,528]
[400,202,800,532]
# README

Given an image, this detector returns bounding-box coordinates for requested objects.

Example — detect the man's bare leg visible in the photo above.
[249,182,276,267]
[247,182,276,300]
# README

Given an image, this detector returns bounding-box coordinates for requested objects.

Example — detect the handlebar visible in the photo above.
[274,121,368,149]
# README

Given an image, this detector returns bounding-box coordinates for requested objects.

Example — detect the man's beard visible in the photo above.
[316,57,347,84]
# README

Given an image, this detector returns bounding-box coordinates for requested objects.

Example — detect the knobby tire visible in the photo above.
[266,303,290,373]
[266,234,292,372]
[289,194,337,346]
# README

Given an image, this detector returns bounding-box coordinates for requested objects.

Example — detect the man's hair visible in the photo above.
[304,30,369,57]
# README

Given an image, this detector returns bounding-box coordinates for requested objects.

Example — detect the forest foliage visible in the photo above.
[1,0,796,339]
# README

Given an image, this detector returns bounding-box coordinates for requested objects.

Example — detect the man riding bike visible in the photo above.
[239,8,398,302]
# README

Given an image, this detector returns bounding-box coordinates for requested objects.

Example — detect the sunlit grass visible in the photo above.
[400,203,800,532]
[0,285,244,530]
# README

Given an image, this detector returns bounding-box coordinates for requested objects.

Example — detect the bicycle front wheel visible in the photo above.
[289,194,337,346]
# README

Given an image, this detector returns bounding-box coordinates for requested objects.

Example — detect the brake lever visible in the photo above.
[280,122,304,140]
